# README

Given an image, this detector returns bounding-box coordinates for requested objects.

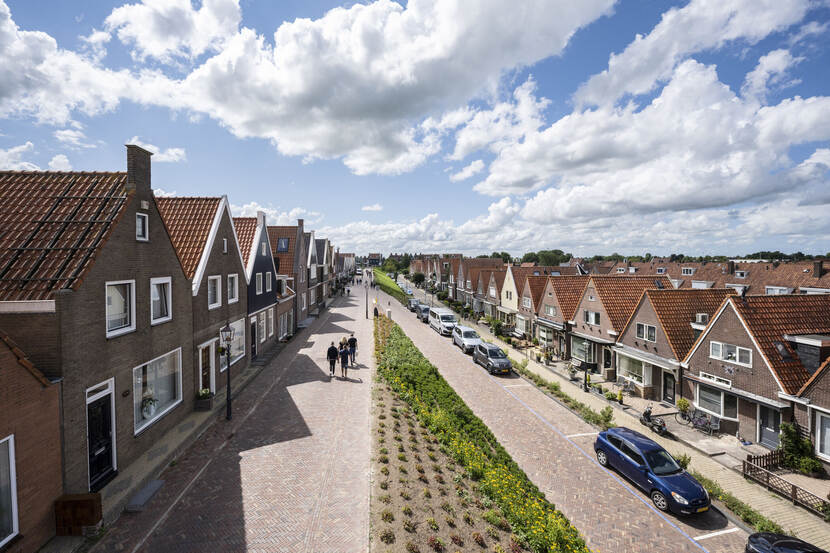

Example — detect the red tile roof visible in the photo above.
[491,270,507,294]
[233,217,258,268]
[544,275,590,321]
[267,226,297,276]
[590,275,672,332]
[156,197,221,279]
[798,355,830,397]
[0,171,130,300]
[524,275,548,311]
[731,294,830,395]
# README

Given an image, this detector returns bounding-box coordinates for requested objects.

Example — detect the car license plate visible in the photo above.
[696,506,708,513]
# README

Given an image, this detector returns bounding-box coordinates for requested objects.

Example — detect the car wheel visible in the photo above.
[650,490,669,512]
[596,449,608,467]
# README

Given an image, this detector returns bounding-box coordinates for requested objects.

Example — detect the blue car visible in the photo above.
[594,427,709,515]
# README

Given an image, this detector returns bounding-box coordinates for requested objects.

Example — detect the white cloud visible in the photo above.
[0,141,38,170]
[361,203,383,212]
[741,49,803,103]
[449,159,484,182]
[54,128,96,149]
[573,0,810,107]
[152,187,178,197]
[47,154,72,170]
[787,20,829,46]
[104,0,241,63]
[230,201,323,226]
[127,136,187,162]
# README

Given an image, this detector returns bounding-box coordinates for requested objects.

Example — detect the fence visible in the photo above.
[742,455,830,519]
[746,449,784,471]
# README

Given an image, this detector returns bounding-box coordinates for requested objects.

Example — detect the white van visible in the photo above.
[429,307,457,336]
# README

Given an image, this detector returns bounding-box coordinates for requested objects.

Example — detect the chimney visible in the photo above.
[125,144,153,193]
[256,210,266,228]
[814,260,823,278]
[727,260,735,275]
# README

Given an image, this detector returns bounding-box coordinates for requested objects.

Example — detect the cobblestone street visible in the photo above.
[89,295,373,553]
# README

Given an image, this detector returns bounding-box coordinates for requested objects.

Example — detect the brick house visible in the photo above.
[304,232,322,314]
[0,334,62,552]
[481,270,507,319]
[535,276,589,359]
[614,288,735,403]
[268,220,308,333]
[156,196,249,401]
[570,276,671,380]
[683,294,830,448]
[796,356,830,469]
[233,213,282,360]
[0,146,194,518]
[517,276,548,340]
[498,266,556,330]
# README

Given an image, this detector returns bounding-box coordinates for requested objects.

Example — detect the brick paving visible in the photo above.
[90,295,373,553]
[385,287,749,553]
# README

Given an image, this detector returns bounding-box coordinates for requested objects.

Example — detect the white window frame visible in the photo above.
[694,382,738,421]
[136,213,149,241]
[765,286,791,295]
[258,313,266,344]
[545,304,555,317]
[301,293,307,310]
[522,297,532,309]
[584,310,600,326]
[227,273,239,304]
[735,270,747,279]
[0,434,18,548]
[207,275,222,310]
[266,272,272,292]
[681,267,695,276]
[85,378,117,489]
[132,348,183,434]
[709,340,752,367]
[699,371,732,387]
[149,276,172,325]
[268,308,274,337]
[197,339,216,393]
[656,267,666,274]
[222,238,228,254]
[817,411,830,463]
[105,280,136,338]
[256,273,263,295]
[489,286,496,298]
[616,267,626,274]
[310,287,316,305]
[635,322,656,342]
[219,318,246,371]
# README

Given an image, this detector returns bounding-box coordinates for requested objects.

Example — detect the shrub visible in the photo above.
[380,466,389,476]
[427,517,439,531]
[472,532,486,547]
[406,542,420,553]
[779,422,825,476]
[378,455,389,464]
[380,480,388,489]
[690,470,783,533]
[423,488,431,498]
[379,494,391,504]
[487,526,500,541]
[674,453,691,470]
[402,505,413,517]
[676,397,690,413]
[379,529,395,544]
[444,515,455,527]
[427,536,446,552]
[403,519,416,533]
[463,511,474,525]
[381,509,394,523]
[799,456,824,475]
[400,490,411,500]
[398,453,408,461]
[604,391,617,401]
[451,534,464,546]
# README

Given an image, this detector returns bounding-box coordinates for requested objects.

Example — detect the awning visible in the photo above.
[613,344,677,371]
[569,330,615,345]
[497,306,514,314]
[536,317,564,331]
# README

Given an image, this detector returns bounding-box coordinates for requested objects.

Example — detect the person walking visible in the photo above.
[339,343,350,378]
[347,333,357,365]
[373,305,379,318]
[326,341,338,379]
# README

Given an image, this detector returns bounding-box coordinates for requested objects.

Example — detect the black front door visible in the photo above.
[251,321,257,359]
[603,347,612,369]
[662,371,676,404]
[759,406,780,448]
[87,395,115,491]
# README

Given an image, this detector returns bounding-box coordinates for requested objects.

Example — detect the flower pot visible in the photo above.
[195,396,213,411]
[141,401,157,419]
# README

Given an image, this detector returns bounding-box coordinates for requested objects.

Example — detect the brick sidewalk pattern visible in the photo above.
[90,295,373,553]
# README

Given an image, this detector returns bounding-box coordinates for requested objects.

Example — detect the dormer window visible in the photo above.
[136,213,148,241]
[277,238,289,252]
[681,267,695,275]
[656,267,666,274]
[616,267,625,274]
[629,267,636,273]
[735,270,747,278]
[695,313,709,324]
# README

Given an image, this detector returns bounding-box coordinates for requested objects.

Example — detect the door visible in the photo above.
[662,371,676,404]
[619,442,649,489]
[759,406,781,448]
[603,347,613,369]
[199,342,215,394]
[250,320,257,359]
[87,394,115,491]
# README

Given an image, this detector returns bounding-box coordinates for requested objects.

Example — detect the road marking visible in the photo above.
[566,432,599,438]
[503,384,532,388]
[695,528,740,541]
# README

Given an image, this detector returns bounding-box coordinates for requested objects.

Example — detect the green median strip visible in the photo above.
[373,267,407,305]
[374,315,591,553]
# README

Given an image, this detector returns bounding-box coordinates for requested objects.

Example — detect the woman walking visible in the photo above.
[339,343,350,379]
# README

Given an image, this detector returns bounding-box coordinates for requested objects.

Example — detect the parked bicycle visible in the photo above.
[675,409,717,435]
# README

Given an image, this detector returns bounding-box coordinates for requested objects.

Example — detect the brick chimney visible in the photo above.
[125,144,153,193]
[727,260,735,275]
[814,260,823,278]
[256,210,266,228]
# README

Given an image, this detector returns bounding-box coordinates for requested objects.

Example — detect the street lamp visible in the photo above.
[220,322,235,420]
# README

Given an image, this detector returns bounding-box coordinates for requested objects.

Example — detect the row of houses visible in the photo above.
[0,146,354,553]
[411,255,830,467]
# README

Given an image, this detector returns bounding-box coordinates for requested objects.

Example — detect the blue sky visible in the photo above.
[1,0,829,257]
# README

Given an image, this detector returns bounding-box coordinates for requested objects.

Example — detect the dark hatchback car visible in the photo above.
[594,427,709,515]
[417,305,430,322]
[472,343,512,374]
[407,298,421,311]
[746,533,828,553]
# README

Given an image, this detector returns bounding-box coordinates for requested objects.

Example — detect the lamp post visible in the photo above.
[365,279,369,319]
[220,322,235,420]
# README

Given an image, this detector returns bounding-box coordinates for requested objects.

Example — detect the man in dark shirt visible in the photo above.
[326,342,338,378]
[347,333,357,365]
[339,344,350,379]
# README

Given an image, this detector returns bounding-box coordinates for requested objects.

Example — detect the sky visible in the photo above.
[1,0,829,257]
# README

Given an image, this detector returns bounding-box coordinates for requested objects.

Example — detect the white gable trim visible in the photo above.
[682,298,731,365]
[730,301,786,394]
[245,222,261,280]
[192,197,246,295]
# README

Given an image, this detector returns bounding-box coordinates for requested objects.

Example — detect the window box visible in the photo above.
[133,349,182,434]
[106,280,136,338]
[207,275,222,309]
[150,277,172,325]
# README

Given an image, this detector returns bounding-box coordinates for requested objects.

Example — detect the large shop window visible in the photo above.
[0,435,18,548]
[133,349,182,433]
[618,355,650,384]
[817,412,830,461]
[219,318,246,371]
[571,336,594,363]
[696,383,738,420]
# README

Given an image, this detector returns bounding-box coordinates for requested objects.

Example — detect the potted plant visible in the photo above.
[617,389,624,405]
[141,394,159,419]
[677,397,690,415]
[195,388,214,411]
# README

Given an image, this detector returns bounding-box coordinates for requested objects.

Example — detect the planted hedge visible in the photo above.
[374,316,590,553]
[373,268,407,305]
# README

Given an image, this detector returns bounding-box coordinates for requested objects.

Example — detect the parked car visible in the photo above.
[593,427,709,515]
[452,325,481,353]
[417,305,430,322]
[473,343,512,374]
[408,298,421,311]
[745,533,827,553]
[429,307,457,335]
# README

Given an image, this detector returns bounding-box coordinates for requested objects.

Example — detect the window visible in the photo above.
[616,267,626,273]
[258,313,265,343]
[256,273,263,295]
[150,277,172,324]
[538,325,553,345]
[656,267,666,274]
[619,355,650,384]
[106,280,135,337]
[136,213,148,241]
[817,412,830,461]
[310,288,316,304]
[571,336,594,363]
[261,243,266,256]
[219,318,245,371]
[681,267,695,275]
[208,275,222,309]
[726,284,747,294]
[709,340,752,366]
[700,371,731,387]
[545,305,556,317]
[506,291,512,300]
[222,238,228,253]
[522,297,531,309]
[695,383,738,420]
[227,274,238,304]
[267,308,274,337]
[489,286,496,297]
[0,435,18,548]
[635,322,656,342]
[620,442,645,466]
[466,280,471,289]
[133,349,182,433]
[584,310,600,325]
[266,272,272,292]
[301,293,307,310]
[766,286,791,295]
[735,270,747,278]
[277,238,289,252]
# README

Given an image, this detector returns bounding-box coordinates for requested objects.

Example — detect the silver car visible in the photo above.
[473,343,512,375]
[452,325,481,354]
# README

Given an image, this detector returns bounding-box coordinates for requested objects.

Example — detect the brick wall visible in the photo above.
[0,312,58,378]
[0,345,62,553]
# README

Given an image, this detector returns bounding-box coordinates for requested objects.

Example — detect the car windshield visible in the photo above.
[488,348,506,358]
[441,315,456,322]
[644,449,682,476]
[463,331,479,339]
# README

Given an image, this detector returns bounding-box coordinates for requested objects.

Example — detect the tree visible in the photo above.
[412,272,425,286]
[537,249,571,266]
[521,252,539,264]
[476,254,489,258]
[492,251,512,263]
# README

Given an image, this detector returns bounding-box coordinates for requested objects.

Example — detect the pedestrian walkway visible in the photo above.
[89,295,374,553]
